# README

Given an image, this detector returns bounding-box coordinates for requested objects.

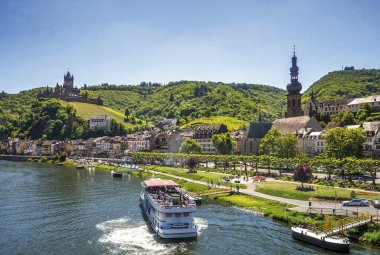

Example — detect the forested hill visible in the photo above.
[83,81,287,124]
[0,81,286,140]
[303,69,380,102]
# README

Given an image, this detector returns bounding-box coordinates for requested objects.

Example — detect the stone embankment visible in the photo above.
[0,155,54,161]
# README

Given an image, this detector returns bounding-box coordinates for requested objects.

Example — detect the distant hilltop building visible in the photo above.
[39,71,103,105]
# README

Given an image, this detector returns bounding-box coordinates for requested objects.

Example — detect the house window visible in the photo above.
[175,213,181,217]
[184,213,189,217]
[166,213,172,217]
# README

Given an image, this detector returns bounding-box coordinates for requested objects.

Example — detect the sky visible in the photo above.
[0,0,379,93]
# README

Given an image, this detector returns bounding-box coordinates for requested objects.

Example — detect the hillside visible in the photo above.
[60,101,151,130]
[0,81,286,139]
[303,69,380,102]
[180,116,249,131]
[84,81,287,125]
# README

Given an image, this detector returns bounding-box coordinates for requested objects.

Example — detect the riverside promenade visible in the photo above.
[145,169,380,216]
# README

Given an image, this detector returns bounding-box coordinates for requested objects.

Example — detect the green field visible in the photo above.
[255,181,380,201]
[180,116,248,131]
[61,101,149,129]
[212,193,329,227]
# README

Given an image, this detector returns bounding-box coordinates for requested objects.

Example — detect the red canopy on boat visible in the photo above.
[144,180,179,187]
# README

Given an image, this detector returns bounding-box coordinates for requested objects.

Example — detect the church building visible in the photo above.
[285,48,304,118]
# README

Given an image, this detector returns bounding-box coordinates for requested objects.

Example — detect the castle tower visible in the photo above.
[285,47,303,118]
[63,71,74,91]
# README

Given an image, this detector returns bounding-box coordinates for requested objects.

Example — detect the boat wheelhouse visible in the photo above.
[139,179,197,239]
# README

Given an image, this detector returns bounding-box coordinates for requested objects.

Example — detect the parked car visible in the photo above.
[342,199,369,207]
[316,166,325,172]
[373,200,380,209]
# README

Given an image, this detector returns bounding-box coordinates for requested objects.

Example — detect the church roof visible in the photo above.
[272,116,322,135]
[325,121,342,129]
[246,123,272,139]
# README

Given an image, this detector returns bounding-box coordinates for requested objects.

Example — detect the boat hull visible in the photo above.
[111,171,122,178]
[139,197,197,239]
[292,230,349,253]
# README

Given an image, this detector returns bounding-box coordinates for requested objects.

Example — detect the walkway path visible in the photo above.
[146,169,379,215]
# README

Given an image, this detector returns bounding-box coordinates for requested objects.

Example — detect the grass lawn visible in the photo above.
[255,182,380,201]
[212,193,328,227]
[144,165,247,189]
[94,163,222,195]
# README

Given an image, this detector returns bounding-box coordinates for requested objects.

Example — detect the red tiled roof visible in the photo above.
[144,179,179,187]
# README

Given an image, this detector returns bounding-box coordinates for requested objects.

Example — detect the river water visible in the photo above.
[0,161,377,255]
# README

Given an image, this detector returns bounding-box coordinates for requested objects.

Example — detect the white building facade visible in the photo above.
[89,115,111,131]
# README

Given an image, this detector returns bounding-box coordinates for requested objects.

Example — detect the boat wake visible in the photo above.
[194,217,208,236]
[96,217,208,255]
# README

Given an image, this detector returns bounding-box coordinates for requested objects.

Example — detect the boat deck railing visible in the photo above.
[148,191,196,209]
[311,212,376,236]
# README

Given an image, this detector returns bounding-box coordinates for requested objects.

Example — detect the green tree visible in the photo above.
[342,157,359,183]
[259,128,281,156]
[324,127,365,159]
[278,133,297,161]
[359,159,379,189]
[340,111,355,125]
[179,139,202,154]
[293,165,313,188]
[211,133,235,155]
[124,108,130,120]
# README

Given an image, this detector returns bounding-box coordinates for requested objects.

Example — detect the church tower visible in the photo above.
[63,71,74,91]
[285,47,303,118]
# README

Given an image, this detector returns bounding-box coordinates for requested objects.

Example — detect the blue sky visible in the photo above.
[0,0,379,93]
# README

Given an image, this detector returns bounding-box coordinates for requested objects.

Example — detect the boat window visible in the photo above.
[166,213,172,217]
[175,213,181,217]
[184,213,189,217]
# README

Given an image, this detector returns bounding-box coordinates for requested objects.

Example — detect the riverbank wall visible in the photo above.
[0,155,54,161]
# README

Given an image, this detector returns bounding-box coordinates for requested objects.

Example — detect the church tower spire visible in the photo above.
[285,46,304,118]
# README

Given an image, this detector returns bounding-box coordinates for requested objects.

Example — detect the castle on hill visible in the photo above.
[39,71,103,105]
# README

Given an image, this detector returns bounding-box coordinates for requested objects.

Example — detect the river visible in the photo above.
[0,161,377,255]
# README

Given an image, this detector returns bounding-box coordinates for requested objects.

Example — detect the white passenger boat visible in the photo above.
[139,179,197,239]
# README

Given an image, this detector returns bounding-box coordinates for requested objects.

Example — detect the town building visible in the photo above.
[347,95,380,113]
[126,132,153,152]
[303,131,326,157]
[316,98,353,116]
[232,130,246,155]
[157,118,177,130]
[362,122,380,159]
[167,130,194,153]
[193,124,228,154]
[272,116,323,151]
[89,115,111,131]
[244,123,272,155]
[285,48,303,118]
